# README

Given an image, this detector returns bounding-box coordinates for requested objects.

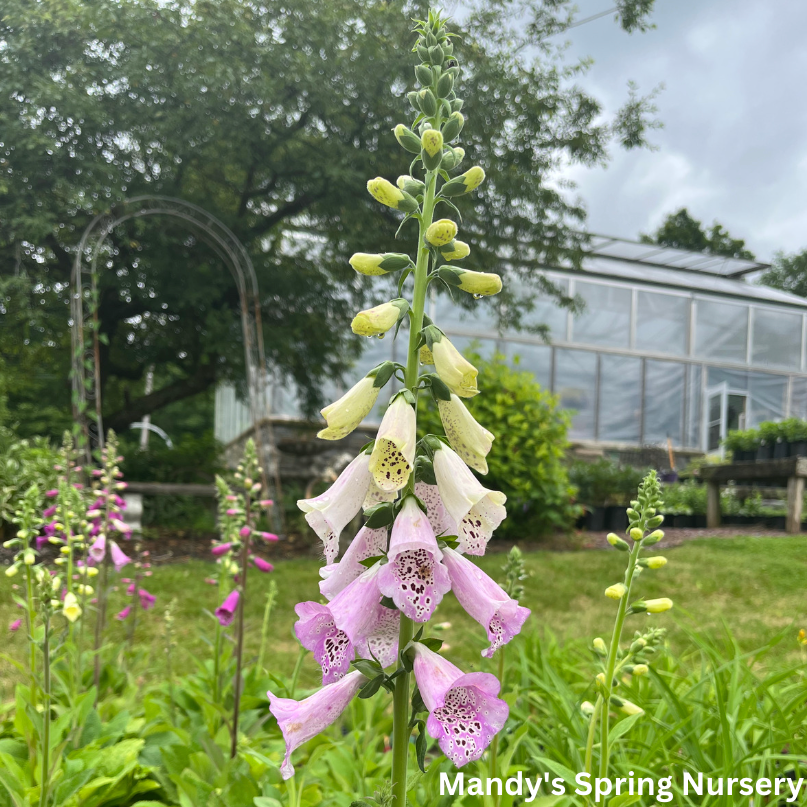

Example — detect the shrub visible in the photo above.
[569,458,650,507]
[419,351,580,537]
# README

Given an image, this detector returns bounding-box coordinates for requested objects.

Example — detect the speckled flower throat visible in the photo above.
[267,10,529,802]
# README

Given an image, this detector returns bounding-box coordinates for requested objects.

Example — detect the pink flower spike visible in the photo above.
[45,489,59,498]
[239,526,251,539]
[215,590,240,626]
[253,557,274,573]
[138,589,156,610]
[319,525,387,601]
[116,606,131,621]
[211,543,232,557]
[297,453,372,564]
[412,643,508,767]
[226,508,241,516]
[109,542,132,572]
[377,497,451,622]
[442,547,530,658]
[9,619,22,633]
[126,583,135,595]
[89,535,106,563]
[43,505,57,519]
[259,499,274,507]
[268,670,365,779]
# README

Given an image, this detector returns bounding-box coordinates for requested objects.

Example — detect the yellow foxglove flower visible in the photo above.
[605,583,627,600]
[421,129,443,157]
[425,218,458,247]
[432,336,479,397]
[366,178,419,213]
[440,267,501,297]
[619,699,644,716]
[351,299,407,338]
[629,527,643,541]
[440,166,486,197]
[632,664,649,676]
[645,556,667,569]
[63,592,82,623]
[440,240,470,261]
[437,393,493,474]
[23,549,35,565]
[592,637,607,655]
[5,564,18,578]
[349,252,411,276]
[369,395,416,493]
[645,597,673,613]
[318,376,381,441]
[420,345,435,365]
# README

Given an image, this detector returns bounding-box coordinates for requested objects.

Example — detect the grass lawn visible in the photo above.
[1,534,805,693]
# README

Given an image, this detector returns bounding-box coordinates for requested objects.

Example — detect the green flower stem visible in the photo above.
[488,646,506,807]
[598,540,642,791]
[25,565,37,709]
[391,166,439,806]
[584,694,603,777]
[39,613,51,807]
[289,645,307,699]
[230,494,252,759]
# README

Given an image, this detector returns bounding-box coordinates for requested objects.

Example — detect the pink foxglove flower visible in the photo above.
[116,605,131,621]
[319,525,387,601]
[110,542,132,572]
[138,589,156,610]
[211,543,233,556]
[355,605,400,668]
[215,590,239,626]
[377,497,451,622]
[253,556,274,573]
[437,394,494,474]
[43,504,57,519]
[297,453,372,564]
[46,489,59,498]
[414,482,457,538]
[89,535,106,563]
[368,394,416,493]
[239,526,251,539]
[442,546,530,657]
[433,445,506,555]
[411,643,508,767]
[260,532,279,542]
[111,518,132,534]
[268,669,365,779]
[9,618,21,633]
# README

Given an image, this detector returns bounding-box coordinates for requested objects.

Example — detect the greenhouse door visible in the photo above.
[705,383,748,452]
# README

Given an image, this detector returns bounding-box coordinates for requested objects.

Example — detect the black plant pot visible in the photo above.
[575,512,587,530]
[773,440,789,459]
[605,506,629,532]
[765,515,786,530]
[672,514,694,528]
[790,440,807,457]
[585,507,606,532]
[756,443,773,461]
[693,515,707,528]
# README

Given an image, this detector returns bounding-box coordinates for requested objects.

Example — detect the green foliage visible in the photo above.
[568,458,650,507]
[659,481,707,516]
[723,418,807,453]
[420,352,579,537]
[0,429,59,530]
[762,247,807,299]
[641,207,755,259]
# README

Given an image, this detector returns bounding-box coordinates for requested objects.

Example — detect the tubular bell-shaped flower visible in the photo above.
[351,299,408,338]
[433,444,506,555]
[432,335,479,398]
[109,541,131,572]
[442,547,530,657]
[317,376,381,441]
[297,453,373,563]
[368,394,416,493]
[411,643,508,767]
[414,481,457,538]
[319,525,388,601]
[377,497,451,622]
[437,394,494,474]
[89,534,106,563]
[215,590,239,627]
[268,670,365,780]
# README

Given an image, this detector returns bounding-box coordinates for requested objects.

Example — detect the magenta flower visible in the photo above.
[259,499,274,507]
[138,589,156,610]
[211,543,232,556]
[411,643,508,767]
[216,590,240,626]
[89,535,106,562]
[261,532,279,542]
[442,547,530,658]
[126,582,135,595]
[239,526,251,539]
[377,497,451,622]
[319,525,388,601]
[415,482,457,537]
[268,670,365,779]
[43,504,57,519]
[9,619,22,633]
[45,489,59,498]
[116,606,131,621]
[253,557,274,573]
[297,453,373,564]
[35,535,50,551]
[225,508,241,516]
[109,542,132,572]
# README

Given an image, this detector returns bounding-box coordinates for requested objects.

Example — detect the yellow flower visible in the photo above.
[23,549,35,565]
[366,178,418,212]
[619,699,644,716]
[437,393,493,474]
[645,556,667,569]
[631,664,649,676]
[421,128,443,157]
[63,592,82,623]
[432,336,479,398]
[462,166,485,191]
[420,345,435,365]
[349,252,411,276]
[5,564,18,578]
[440,166,486,197]
[440,240,470,261]
[592,637,607,655]
[369,395,417,493]
[645,597,673,613]
[605,583,627,600]
[798,629,807,646]
[425,218,458,246]
[351,300,404,337]
[629,527,643,541]
[318,376,381,441]
[455,269,502,297]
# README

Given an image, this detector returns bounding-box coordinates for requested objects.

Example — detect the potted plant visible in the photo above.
[724,428,759,462]
[784,418,807,457]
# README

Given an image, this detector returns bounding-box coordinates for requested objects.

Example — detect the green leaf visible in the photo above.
[533,757,578,788]
[609,795,642,807]
[609,711,643,741]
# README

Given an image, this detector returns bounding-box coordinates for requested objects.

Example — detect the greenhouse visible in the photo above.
[216,235,807,454]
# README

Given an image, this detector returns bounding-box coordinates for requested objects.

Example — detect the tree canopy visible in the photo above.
[0,0,658,439]
[762,249,807,299]
[641,207,755,259]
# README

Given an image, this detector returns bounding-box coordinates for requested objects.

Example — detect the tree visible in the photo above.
[0,0,658,438]
[641,208,755,259]
[762,249,807,299]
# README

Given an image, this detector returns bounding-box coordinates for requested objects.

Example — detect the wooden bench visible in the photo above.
[700,458,807,533]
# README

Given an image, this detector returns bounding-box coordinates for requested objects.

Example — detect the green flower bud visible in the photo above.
[5,563,19,578]
[607,532,630,552]
[366,177,419,213]
[643,529,664,546]
[397,175,425,196]
[450,98,464,113]
[645,598,673,614]
[438,266,502,297]
[436,71,454,98]
[581,701,595,717]
[647,514,664,529]
[418,88,438,117]
[642,556,668,569]
[593,637,607,656]
[415,64,434,86]
[441,111,464,142]
[407,91,420,112]
[349,252,412,276]
[439,240,470,261]
[416,44,430,61]
[428,45,444,65]
[618,699,644,716]
[605,583,627,600]
[632,664,649,676]
[421,129,444,170]
[425,218,458,246]
[440,166,485,197]
[629,527,644,541]
[23,549,35,565]
[394,124,422,154]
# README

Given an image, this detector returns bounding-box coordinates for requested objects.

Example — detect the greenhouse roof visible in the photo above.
[573,235,807,309]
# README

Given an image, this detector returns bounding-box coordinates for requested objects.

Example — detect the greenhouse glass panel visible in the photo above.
[509,342,552,388]
[791,377,807,420]
[643,360,685,445]
[554,349,597,439]
[572,281,632,348]
[432,290,497,333]
[751,308,802,369]
[636,291,689,355]
[354,336,396,422]
[686,365,702,448]
[599,355,642,442]
[518,276,569,342]
[748,371,788,425]
[695,299,748,363]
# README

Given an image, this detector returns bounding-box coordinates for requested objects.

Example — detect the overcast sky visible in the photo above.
[548,0,807,263]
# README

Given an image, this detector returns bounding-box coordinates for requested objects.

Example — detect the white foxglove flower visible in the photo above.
[297,453,372,563]
[368,394,416,492]
[433,445,506,555]
[317,376,380,441]
[437,394,493,474]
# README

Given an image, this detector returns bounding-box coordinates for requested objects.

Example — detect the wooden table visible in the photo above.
[700,457,807,533]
